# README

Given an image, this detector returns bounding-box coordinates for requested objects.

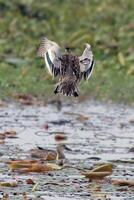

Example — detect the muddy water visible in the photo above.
[0,100,134,199]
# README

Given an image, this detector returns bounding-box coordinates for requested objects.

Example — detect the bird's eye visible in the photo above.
[80,60,85,63]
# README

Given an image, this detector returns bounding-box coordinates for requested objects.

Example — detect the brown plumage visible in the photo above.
[37,37,95,97]
[54,54,80,97]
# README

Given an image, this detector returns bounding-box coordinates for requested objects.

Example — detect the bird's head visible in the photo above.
[57,144,72,152]
[65,46,72,53]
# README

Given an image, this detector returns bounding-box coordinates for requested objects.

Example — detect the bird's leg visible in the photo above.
[73,84,79,97]
[54,79,62,94]
[73,91,79,97]
[54,85,59,94]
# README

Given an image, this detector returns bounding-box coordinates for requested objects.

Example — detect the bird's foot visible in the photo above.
[73,91,79,97]
[54,86,59,94]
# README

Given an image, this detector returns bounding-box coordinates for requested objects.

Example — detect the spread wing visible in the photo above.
[37,37,61,77]
[79,43,95,80]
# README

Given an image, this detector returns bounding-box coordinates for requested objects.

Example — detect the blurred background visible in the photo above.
[0,0,134,104]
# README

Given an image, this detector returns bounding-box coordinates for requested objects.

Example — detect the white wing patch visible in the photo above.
[44,51,52,75]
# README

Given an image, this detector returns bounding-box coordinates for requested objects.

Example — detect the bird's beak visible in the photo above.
[64,145,72,151]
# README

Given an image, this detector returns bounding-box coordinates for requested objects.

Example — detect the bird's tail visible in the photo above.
[54,79,79,97]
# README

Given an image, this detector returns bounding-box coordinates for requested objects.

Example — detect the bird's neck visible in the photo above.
[56,148,65,160]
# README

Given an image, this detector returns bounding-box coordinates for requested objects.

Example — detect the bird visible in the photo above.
[37,37,95,97]
[56,144,72,166]
[30,144,72,165]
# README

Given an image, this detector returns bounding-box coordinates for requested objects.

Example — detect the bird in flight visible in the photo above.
[37,37,95,97]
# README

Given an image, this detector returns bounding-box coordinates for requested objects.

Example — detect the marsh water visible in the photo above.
[0,99,134,200]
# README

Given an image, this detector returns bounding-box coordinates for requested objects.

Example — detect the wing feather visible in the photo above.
[79,44,95,80]
[37,37,61,77]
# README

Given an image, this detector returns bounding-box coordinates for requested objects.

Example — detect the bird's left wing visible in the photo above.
[79,43,95,80]
[37,37,61,77]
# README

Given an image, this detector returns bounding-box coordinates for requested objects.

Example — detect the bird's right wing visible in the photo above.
[79,43,95,80]
[37,37,61,77]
